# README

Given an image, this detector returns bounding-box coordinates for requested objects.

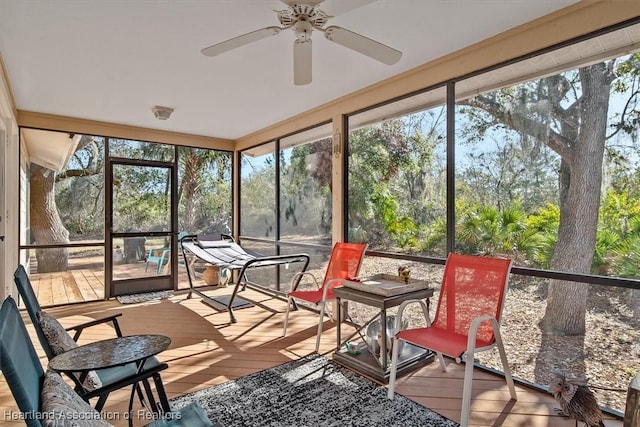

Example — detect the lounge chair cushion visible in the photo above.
[40,370,112,427]
[144,402,214,427]
[37,310,103,391]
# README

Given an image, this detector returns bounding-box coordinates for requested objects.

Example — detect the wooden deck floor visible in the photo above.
[27,260,201,306]
[0,286,624,427]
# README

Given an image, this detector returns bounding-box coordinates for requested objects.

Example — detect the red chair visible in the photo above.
[282,242,367,352]
[387,253,517,427]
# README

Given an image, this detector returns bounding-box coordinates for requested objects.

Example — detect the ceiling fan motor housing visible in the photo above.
[278,5,330,30]
[294,19,313,41]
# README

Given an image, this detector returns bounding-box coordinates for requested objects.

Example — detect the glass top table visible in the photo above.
[333,279,434,383]
[49,334,171,426]
[49,334,171,372]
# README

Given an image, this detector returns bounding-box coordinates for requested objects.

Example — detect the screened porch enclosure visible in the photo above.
[9,11,640,424]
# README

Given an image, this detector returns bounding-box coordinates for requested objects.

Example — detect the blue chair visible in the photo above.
[0,296,213,427]
[146,232,189,274]
[146,247,171,274]
[0,296,43,427]
[14,264,123,349]
[13,265,168,412]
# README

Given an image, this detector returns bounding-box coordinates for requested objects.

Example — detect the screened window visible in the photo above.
[347,87,447,255]
[177,147,232,236]
[240,142,276,239]
[280,123,333,245]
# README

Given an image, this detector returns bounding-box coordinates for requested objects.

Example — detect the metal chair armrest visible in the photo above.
[66,313,124,341]
[289,271,321,292]
[394,298,431,333]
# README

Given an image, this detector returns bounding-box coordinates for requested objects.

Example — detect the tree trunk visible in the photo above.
[30,163,69,272]
[179,149,203,233]
[541,64,612,335]
[465,63,615,336]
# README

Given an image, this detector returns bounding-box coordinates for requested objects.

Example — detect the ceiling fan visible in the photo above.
[200,0,402,85]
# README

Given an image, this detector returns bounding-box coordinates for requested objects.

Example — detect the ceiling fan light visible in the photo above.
[294,39,312,85]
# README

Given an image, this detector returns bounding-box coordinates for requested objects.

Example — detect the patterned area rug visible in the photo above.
[116,291,172,304]
[169,354,459,427]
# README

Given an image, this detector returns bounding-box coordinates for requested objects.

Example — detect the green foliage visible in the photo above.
[55,136,105,239]
[241,153,277,237]
[177,147,232,234]
[595,190,640,277]
[524,203,559,268]
[418,217,447,254]
[112,164,171,232]
[280,140,332,237]
[53,139,233,239]
[457,123,559,212]
[456,202,547,264]
[348,226,368,243]
[610,53,640,141]
[371,189,419,249]
[347,111,446,252]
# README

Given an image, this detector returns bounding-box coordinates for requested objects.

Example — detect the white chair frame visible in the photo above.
[282,273,343,352]
[387,296,517,427]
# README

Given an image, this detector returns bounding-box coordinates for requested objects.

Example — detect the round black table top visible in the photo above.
[48,334,171,372]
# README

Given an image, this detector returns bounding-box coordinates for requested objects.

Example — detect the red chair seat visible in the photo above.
[397,327,494,359]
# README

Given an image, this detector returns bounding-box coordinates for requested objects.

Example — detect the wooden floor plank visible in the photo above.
[86,270,105,296]
[72,269,101,300]
[61,271,84,303]
[41,274,55,306]
[49,273,68,304]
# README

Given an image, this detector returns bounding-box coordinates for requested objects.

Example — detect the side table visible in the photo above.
[333,278,434,383]
[49,334,171,426]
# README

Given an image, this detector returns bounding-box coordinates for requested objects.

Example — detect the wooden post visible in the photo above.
[624,374,640,427]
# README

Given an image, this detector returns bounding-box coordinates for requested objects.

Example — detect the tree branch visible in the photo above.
[462,96,572,159]
[55,168,101,181]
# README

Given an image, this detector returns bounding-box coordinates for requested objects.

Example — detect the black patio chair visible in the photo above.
[0,296,212,427]
[13,264,169,412]
[14,264,123,351]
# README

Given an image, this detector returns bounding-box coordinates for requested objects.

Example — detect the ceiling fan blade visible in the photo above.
[293,39,312,86]
[201,27,282,57]
[324,26,401,65]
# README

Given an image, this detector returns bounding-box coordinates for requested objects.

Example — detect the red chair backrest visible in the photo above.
[431,253,513,345]
[321,242,367,291]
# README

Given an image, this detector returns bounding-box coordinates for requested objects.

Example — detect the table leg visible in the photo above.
[152,373,171,413]
[336,297,342,350]
[128,359,164,427]
[336,308,383,357]
[127,382,154,427]
[380,310,388,370]
[128,383,136,427]
[141,379,159,413]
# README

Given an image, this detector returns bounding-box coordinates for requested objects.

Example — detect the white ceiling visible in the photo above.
[0,0,581,141]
